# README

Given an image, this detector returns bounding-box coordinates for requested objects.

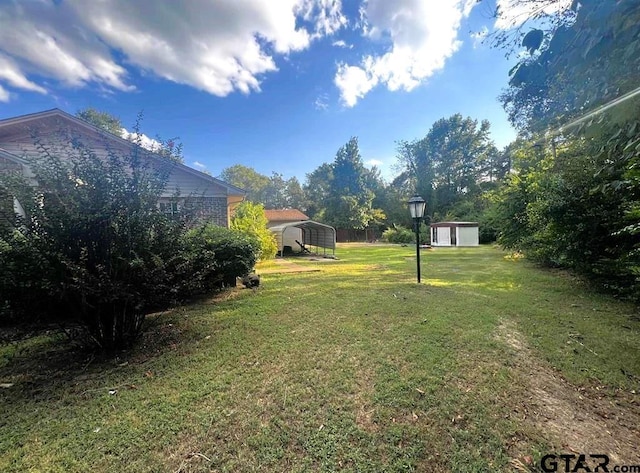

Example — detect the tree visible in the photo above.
[323,137,378,230]
[76,107,124,136]
[220,164,270,204]
[0,138,182,349]
[76,108,184,164]
[395,114,499,219]
[284,176,305,210]
[498,0,640,133]
[230,201,277,260]
[303,163,333,219]
[491,0,640,299]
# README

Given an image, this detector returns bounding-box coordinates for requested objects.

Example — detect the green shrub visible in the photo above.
[0,229,55,322]
[382,224,419,244]
[231,201,277,260]
[181,224,259,293]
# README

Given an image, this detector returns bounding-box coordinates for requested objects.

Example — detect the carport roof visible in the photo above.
[269,220,336,252]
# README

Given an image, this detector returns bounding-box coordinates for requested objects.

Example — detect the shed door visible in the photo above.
[450,228,456,246]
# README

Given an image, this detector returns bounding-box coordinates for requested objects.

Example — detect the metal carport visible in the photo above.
[269,220,336,256]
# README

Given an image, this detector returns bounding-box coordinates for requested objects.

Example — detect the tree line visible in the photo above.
[67,0,639,301]
[221,0,640,300]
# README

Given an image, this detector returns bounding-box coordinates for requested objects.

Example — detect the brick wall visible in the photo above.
[180,196,229,227]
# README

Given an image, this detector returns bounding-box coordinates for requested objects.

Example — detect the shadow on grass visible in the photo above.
[0,296,234,405]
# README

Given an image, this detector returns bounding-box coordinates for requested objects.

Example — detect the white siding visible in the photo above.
[433,227,451,246]
[457,227,479,246]
[0,130,228,199]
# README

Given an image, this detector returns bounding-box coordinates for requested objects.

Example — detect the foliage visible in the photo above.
[231,201,277,260]
[76,108,184,164]
[494,126,640,299]
[303,163,333,219]
[307,137,385,231]
[395,114,500,219]
[0,134,259,349]
[76,107,124,136]
[221,164,271,203]
[499,0,640,133]
[181,224,259,291]
[220,165,304,210]
[491,0,640,299]
[0,139,183,349]
[382,224,430,244]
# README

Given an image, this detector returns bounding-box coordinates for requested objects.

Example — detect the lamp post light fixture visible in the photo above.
[408,195,426,283]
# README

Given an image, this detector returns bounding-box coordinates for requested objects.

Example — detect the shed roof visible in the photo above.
[265,209,309,222]
[430,221,478,228]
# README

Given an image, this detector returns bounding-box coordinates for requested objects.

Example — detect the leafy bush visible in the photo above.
[1,134,259,350]
[231,201,277,260]
[382,225,416,244]
[0,228,55,322]
[180,224,259,293]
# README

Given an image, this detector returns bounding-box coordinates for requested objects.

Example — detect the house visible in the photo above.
[0,109,245,227]
[265,209,336,256]
[430,222,479,247]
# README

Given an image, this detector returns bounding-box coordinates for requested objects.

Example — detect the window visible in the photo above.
[159,201,179,216]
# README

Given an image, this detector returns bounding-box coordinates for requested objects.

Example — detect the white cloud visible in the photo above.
[0,84,9,102]
[494,0,572,30]
[332,40,353,49]
[366,159,383,167]
[314,93,330,110]
[0,54,47,94]
[471,26,489,49]
[193,161,207,170]
[0,1,346,98]
[121,128,163,152]
[335,0,477,107]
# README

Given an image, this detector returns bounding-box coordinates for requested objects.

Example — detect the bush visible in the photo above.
[1,138,253,350]
[230,201,277,260]
[0,228,56,322]
[382,225,416,244]
[180,224,259,294]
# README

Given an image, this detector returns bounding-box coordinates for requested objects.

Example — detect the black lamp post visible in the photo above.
[408,195,426,283]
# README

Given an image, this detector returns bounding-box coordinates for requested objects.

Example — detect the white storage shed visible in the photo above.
[430,222,479,247]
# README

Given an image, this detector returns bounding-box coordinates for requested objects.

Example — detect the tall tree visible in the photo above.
[76,107,124,136]
[396,114,498,219]
[324,137,377,230]
[220,164,270,203]
[303,163,333,219]
[499,0,640,133]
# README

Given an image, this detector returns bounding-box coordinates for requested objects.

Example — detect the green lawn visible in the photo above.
[1,244,639,472]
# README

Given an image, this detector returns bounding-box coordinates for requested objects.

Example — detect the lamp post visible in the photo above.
[408,195,426,283]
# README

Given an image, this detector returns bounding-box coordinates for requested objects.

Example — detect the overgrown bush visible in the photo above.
[382,225,417,244]
[0,136,261,350]
[180,224,259,293]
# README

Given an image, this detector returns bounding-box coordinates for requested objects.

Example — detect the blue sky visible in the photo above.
[0,0,565,182]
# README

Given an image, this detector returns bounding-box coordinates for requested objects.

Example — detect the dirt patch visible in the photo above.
[496,321,640,464]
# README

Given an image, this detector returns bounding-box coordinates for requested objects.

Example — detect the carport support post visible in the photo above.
[408,195,426,284]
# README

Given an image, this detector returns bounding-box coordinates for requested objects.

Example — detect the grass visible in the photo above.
[1,244,638,472]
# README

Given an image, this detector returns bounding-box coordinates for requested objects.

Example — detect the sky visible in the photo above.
[0,0,566,182]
